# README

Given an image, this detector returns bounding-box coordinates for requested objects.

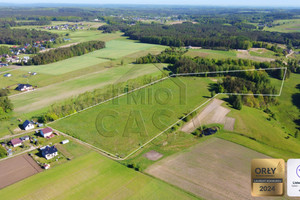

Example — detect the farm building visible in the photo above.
[22,120,34,130]
[61,139,69,144]
[40,127,53,138]
[20,136,30,141]
[3,73,11,77]
[15,84,33,92]
[44,164,50,170]
[41,146,58,160]
[10,138,22,147]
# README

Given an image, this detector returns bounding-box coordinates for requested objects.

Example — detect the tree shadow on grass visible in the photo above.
[292,84,300,130]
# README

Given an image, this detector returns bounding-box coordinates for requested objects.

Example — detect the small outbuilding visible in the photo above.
[61,139,69,144]
[20,135,30,141]
[4,73,11,77]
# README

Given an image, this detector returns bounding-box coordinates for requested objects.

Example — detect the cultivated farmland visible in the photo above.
[50,77,213,157]
[20,39,165,75]
[0,152,198,200]
[146,137,270,200]
[0,154,42,189]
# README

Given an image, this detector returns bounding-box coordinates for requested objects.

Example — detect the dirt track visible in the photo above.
[146,138,271,200]
[181,98,235,133]
[0,154,42,189]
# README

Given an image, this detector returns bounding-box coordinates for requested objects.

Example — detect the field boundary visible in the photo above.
[47,67,287,160]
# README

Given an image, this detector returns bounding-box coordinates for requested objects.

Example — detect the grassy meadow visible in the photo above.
[217,73,300,160]
[11,63,164,115]
[185,48,237,59]
[50,77,213,157]
[264,19,300,33]
[0,151,198,200]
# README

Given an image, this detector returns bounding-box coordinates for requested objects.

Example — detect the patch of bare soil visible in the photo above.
[181,99,234,133]
[146,138,272,200]
[143,150,163,161]
[0,154,42,189]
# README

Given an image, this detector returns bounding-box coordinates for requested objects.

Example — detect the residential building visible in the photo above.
[41,146,58,160]
[10,138,22,147]
[22,120,34,130]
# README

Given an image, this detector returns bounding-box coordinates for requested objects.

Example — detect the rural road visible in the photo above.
[0,128,40,141]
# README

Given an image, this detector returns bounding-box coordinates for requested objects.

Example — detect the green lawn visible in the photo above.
[185,49,237,59]
[0,151,198,200]
[50,77,213,157]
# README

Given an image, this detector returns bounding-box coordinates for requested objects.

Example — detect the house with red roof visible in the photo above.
[10,138,22,147]
[40,127,53,138]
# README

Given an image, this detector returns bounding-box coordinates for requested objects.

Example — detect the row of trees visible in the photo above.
[121,23,300,49]
[137,48,290,80]
[0,28,58,45]
[27,41,106,65]
[0,89,13,121]
[0,20,51,28]
[38,74,166,123]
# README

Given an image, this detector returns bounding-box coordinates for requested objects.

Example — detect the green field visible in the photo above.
[264,19,300,33]
[12,63,165,114]
[270,73,300,134]
[220,73,300,160]
[0,151,197,200]
[249,48,280,59]
[185,49,237,59]
[20,39,165,75]
[50,77,213,157]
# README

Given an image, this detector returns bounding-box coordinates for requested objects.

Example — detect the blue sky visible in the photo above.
[2,0,300,7]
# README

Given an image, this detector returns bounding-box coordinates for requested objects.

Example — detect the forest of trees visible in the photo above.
[28,41,105,65]
[0,46,11,55]
[0,28,58,45]
[0,89,13,121]
[122,23,300,49]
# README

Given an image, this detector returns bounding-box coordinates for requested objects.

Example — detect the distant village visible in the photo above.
[0,37,70,66]
[43,23,85,30]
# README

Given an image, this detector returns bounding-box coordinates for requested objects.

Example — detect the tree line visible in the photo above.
[0,28,58,45]
[27,41,105,65]
[0,20,51,28]
[36,74,166,123]
[120,22,300,49]
[136,48,290,109]
[0,89,13,121]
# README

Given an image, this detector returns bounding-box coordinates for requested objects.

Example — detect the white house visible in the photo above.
[41,146,58,160]
[22,120,34,130]
[15,84,33,92]
[40,127,53,138]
